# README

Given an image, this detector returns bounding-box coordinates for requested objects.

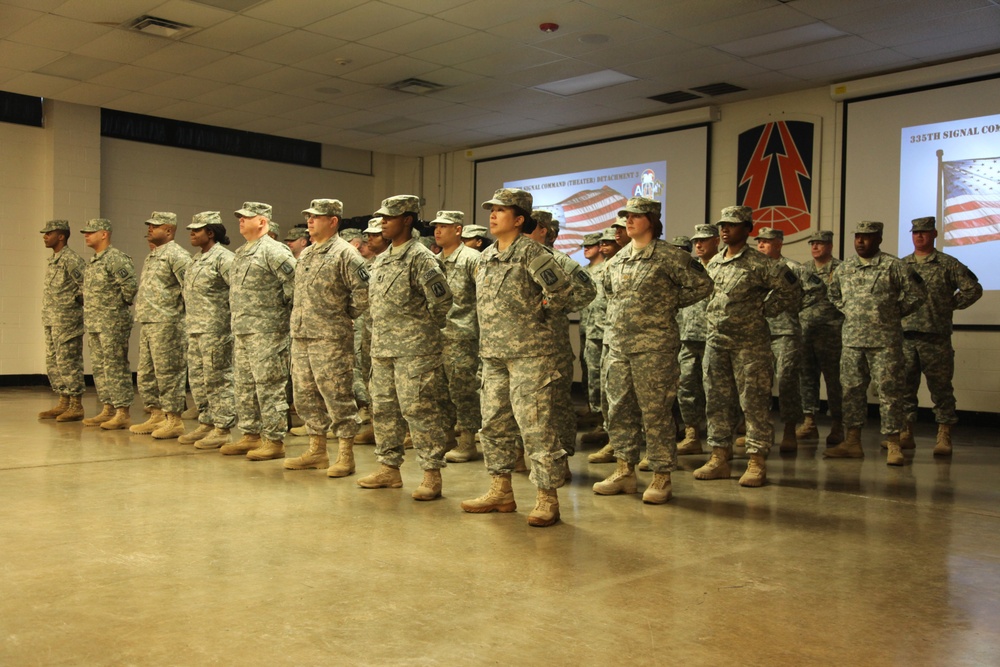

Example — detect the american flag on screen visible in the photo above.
[546,186,629,255]
[941,157,1000,246]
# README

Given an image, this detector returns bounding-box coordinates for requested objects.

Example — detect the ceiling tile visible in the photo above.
[240,67,330,93]
[0,40,64,71]
[416,67,480,87]
[284,78,373,102]
[189,83,260,106]
[143,74,221,99]
[156,99,223,121]
[576,34,701,69]
[633,0,776,32]
[253,30,347,66]
[244,93,316,116]
[132,42,228,73]
[486,2,623,45]
[527,18,663,59]
[37,55,121,81]
[296,42,395,76]
[72,30,171,63]
[790,0,903,21]
[454,46,563,76]
[432,77,520,103]
[194,107,259,127]
[244,0,366,27]
[504,58,600,88]
[182,15,292,52]
[0,5,42,39]
[276,102,356,124]
[53,0,165,24]
[7,14,112,50]
[359,17,476,55]
[409,31,507,67]
[334,87,414,109]
[233,115,303,135]
[89,65,177,90]
[381,0,474,13]
[148,0,234,28]
[826,0,992,33]
[102,91,178,114]
[2,0,64,11]
[892,23,1000,61]
[781,47,917,81]
[338,56,440,85]
[309,2,424,41]
[673,4,816,44]
[619,47,739,80]
[862,6,1000,48]
[188,54,280,83]
[405,102,485,124]
[747,36,882,70]
[57,81,131,106]
[3,72,78,98]
[438,0,569,31]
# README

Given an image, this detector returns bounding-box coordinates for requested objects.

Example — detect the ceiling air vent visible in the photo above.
[690,82,746,96]
[649,90,702,104]
[124,16,194,39]
[387,78,447,95]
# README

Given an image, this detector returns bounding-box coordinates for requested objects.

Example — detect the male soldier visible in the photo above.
[527,210,596,460]
[612,215,629,249]
[693,206,799,487]
[284,199,370,476]
[797,230,845,445]
[431,210,482,463]
[578,232,606,440]
[129,212,192,440]
[824,220,925,465]
[674,223,721,455]
[754,227,807,452]
[283,226,311,259]
[588,226,625,463]
[900,216,982,456]
[461,224,491,252]
[80,219,137,429]
[669,235,693,252]
[593,197,714,504]
[340,228,364,254]
[267,220,280,241]
[352,217,387,446]
[356,195,454,500]
[38,220,87,422]
[221,202,296,461]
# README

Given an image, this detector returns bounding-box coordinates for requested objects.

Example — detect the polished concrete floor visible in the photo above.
[3,386,1000,666]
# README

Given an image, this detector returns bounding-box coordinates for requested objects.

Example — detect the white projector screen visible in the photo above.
[474,125,709,266]
[843,76,1000,326]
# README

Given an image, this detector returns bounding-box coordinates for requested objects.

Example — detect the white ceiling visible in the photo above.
[1,0,999,156]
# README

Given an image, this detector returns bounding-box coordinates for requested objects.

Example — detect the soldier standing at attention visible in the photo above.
[461,188,574,527]
[80,219,137,430]
[220,202,296,461]
[129,212,192,440]
[578,232,608,445]
[592,198,714,503]
[356,195,454,500]
[178,212,237,449]
[283,199,370,476]
[283,226,311,259]
[824,220,926,465]
[431,210,483,464]
[900,216,982,456]
[693,206,799,487]
[797,230,845,445]
[38,220,87,422]
[461,224,491,252]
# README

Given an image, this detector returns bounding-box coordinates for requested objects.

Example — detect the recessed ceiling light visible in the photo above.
[534,69,636,96]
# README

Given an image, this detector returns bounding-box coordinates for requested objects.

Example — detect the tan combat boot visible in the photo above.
[246,438,285,461]
[527,487,560,527]
[327,438,356,477]
[826,419,844,446]
[461,474,516,513]
[55,396,85,422]
[899,422,916,450]
[643,473,673,504]
[886,433,904,466]
[579,424,609,446]
[824,427,864,458]
[284,434,329,470]
[676,426,704,455]
[403,429,413,449]
[593,459,638,495]
[220,433,260,456]
[796,414,819,439]
[739,453,767,487]
[693,447,732,480]
[289,425,308,437]
[181,405,199,420]
[779,421,798,453]
[177,423,213,445]
[39,395,70,419]
[933,424,953,457]
[129,408,165,434]
[353,422,375,445]
[357,463,403,488]
[100,407,131,430]
[412,469,442,500]
[195,427,231,450]
[445,430,479,463]
[638,457,651,471]
[82,403,114,426]
[587,443,615,464]
[151,412,185,439]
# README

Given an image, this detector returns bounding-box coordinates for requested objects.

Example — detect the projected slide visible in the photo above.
[900,113,1000,290]
[505,162,665,259]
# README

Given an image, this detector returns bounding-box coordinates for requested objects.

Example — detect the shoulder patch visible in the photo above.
[575,270,592,284]
[71,269,83,280]
[356,265,370,283]
[783,270,798,284]
[689,258,705,273]
[809,274,821,284]
[911,271,924,284]
[116,268,129,279]
[431,280,447,298]
[280,260,294,275]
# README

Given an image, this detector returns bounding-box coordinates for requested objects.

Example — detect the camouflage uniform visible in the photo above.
[800,247,843,419]
[582,259,607,414]
[230,226,296,441]
[764,251,806,426]
[291,227,370,439]
[135,214,192,414]
[901,240,982,426]
[184,213,236,430]
[704,242,799,456]
[678,288,709,431]
[369,219,453,471]
[41,222,86,398]
[829,232,926,434]
[603,238,714,471]
[82,220,137,408]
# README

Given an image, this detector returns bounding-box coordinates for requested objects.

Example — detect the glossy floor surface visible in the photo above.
[3,386,999,666]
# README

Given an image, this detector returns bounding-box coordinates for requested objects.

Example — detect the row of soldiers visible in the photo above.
[38,191,981,526]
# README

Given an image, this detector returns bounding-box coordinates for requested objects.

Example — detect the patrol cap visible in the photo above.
[235,202,272,219]
[690,223,719,240]
[268,220,280,236]
[583,232,601,246]
[80,218,112,233]
[531,210,556,230]
[375,195,420,217]
[669,235,692,249]
[430,210,464,225]
[718,205,753,225]
[146,211,177,226]
[855,220,884,235]
[364,217,383,234]
[461,224,489,240]
[910,216,936,232]
[302,199,343,217]
[611,215,627,229]
[807,230,833,244]
[617,197,660,218]
[756,227,783,240]
[481,188,532,212]
[284,226,310,241]
[340,228,362,242]
[599,227,618,242]
[40,219,70,233]
[188,211,221,229]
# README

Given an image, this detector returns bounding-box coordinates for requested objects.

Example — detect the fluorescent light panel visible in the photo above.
[533,69,637,96]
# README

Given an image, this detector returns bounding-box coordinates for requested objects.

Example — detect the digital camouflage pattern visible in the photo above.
[766,256,806,424]
[677,272,711,431]
[43,246,86,396]
[438,243,481,431]
[799,257,843,418]
[234,332,290,440]
[581,261,607,413]
[84,246,137,407]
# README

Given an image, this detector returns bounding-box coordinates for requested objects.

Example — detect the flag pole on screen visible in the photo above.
[937,149,945,238]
